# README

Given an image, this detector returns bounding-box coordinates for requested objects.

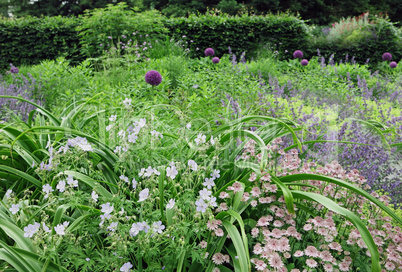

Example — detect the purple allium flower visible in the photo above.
[10,66,19,74]
[204,48,215,57]
[382,52,392,61]
[145,70,162,86]
[301,59,309,66]
[212,57,220,64]
[390,61,397,68]
[293,50,303,59]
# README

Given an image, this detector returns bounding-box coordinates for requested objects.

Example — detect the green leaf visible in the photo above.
[291,190,380,272]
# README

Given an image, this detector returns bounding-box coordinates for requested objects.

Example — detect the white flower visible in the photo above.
[209,196,218,207]
[199,188,212,200]
[118,130,126,138]
[107,222,118,232]
[56,180,66,192]
[106,124,113,131]
[42,184,54,199]
[91,191,98,202]
[138,188,149,202]
[119,175,129,183]
[152,221,165,234]
[144,166,154,177]
[120,262,133,272]
[139,221,150,233]
[5,189,12,198]
[101,202,114,215]
[166,198,175,209]
[211,170,220,179]
[128,133,138,143]
[42,222,51,233]
[203,178,215,189]
[195,199,208,213]
[129,223,141,237]
[123,98,132,106]
[210,136,215,145]
[188,160,198,171]
[132,178,137,189]
[86,258,90,262]
[109,115,117,122]
[24,222,40,238]
[151,130,163,139]
[195,133,206,145]
[138,168,146,177]
[166,165,178,179]
[67,175,78,187]
[9,204,19,214]
[114,146,122,153]
[54,222,68,235]
[186,123,191,130]
[135,118,146,128]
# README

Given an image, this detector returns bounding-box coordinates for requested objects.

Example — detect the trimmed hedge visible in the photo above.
[0,16,84,69]
[1,8,401,69]
[165,13,310,58]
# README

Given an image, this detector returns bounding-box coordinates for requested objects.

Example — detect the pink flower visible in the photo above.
[323,263,333,271]
[338,261,350,271]
[199,240,207,248]
[303,224,312,231]
[214,228,224,236]
[212,253,224,265]
[268,254,284,269]
[385,262,395,271]
[305,246,319,257]
[251,228,259,238]
[306,258,317,268]
[257,216,270,227]
[255,259,267,271]
[294,250,304,257]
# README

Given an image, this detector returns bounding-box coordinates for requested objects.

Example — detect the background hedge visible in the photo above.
[0,16,84,68]
[0,7,401,69]
[165,13,310,59]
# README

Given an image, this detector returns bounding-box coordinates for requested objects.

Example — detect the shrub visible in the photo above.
[308,17,402,65]
[0,16,83,69]
[76,2,169,58]
[165,12,309,59]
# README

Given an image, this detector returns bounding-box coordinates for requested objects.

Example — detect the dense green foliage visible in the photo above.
[165,12,309,58]
[0,30,401,271]
[0,16,83,68]
[2,0,401,26]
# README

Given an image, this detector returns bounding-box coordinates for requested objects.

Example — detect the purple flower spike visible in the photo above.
[204,48,215,57]
[293,50,303,59]
[145,70,162,86]
[382,52,392,61]
[390,61,397,68]
[212,57,220,64]
[301,59,309,66]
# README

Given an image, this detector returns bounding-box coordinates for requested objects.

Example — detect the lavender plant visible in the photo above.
[0,72,44,122]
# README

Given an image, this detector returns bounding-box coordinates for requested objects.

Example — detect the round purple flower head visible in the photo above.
[212,57,220,64]
[204,48,215,57]
[301,59,309,66]
[382,52,392,61]
[390,61,397,69]
[145,70,162,86]
[10,64,19,74]
[293,50,303,59]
